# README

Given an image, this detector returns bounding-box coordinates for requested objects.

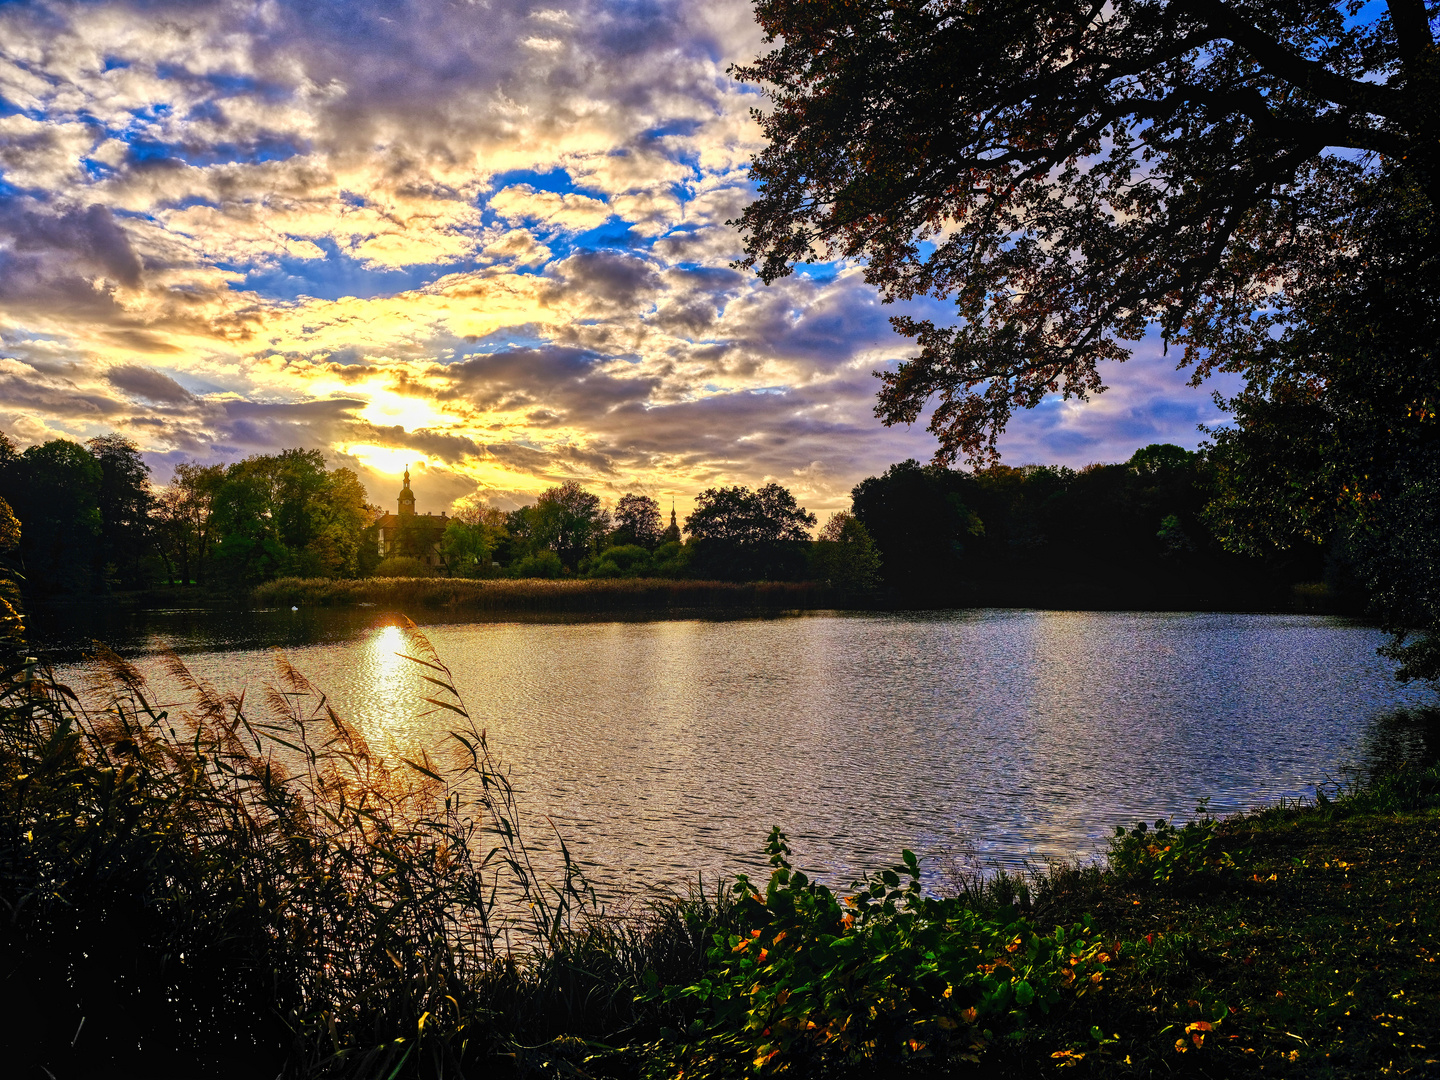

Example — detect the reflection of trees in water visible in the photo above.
[1356,709,1440,778]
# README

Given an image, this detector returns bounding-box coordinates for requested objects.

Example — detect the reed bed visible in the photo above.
[253,576,835,613]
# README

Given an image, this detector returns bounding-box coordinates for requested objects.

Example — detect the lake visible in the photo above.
[41,606,1438,898]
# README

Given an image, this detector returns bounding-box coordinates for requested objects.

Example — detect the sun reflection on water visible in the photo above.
[360,622,415,740]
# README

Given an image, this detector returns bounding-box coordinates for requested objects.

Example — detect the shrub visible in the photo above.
[1109,805,1248,885]
[647,828,1119,1076]
[584,544,655,578]
[375,555,432,577]
[510,550,563,579]
[651,539,693,578]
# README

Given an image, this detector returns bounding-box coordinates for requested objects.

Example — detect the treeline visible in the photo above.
[852,443,1322,609]
[0,428,878,599]
[0,432,372,596]
[0,427,1324,609]
[418,480,881,590]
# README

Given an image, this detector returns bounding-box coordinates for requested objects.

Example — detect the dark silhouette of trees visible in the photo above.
[1206,177,1440,681]
[4,438,103,595]
[611,493,663,550]
[851,461,983,593]
[685,482,816,580]
[735,0,1439,462]
[851,447,1284,607]
[88,434,156,589]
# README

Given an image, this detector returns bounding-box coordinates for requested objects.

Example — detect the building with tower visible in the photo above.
[660,499,681,545]
[376,467,449,569]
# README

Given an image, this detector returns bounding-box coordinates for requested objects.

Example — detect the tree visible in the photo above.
[1205,176,1440,681]
[850,460,984,592]
[532,481,612,570]
[611,493,663,550]
[154,463,224,586]
[685,482,817,580]
[88,433,156,589]
[735,0,1440,462]
[303,467,370,579]
[209,451,371,586]
[437,520,493,577]
[8,440,102,595]
[810,511,883,590]
[501,505,539,567]
[210,457,290,587]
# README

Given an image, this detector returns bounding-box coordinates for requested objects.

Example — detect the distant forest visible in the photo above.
[0,428,1336,611]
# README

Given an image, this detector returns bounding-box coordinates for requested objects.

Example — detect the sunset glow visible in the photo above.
[0,0,1231,514]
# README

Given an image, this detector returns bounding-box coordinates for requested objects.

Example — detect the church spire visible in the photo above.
[398,465,416,516]
[660,495,681,545]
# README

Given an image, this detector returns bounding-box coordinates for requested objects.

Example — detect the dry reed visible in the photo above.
[254,575,835,613]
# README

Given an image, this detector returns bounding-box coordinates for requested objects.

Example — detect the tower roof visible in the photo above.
[399,466,415,500]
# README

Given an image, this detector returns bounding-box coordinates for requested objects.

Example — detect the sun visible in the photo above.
[358,387,448,432]
[344,443,429,475]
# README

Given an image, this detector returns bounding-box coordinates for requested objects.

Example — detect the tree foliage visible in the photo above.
[208,450,371,586]
[850,447,1290,605]
[611,493,664,550]
[87,434,155,589]
[735,0,1440,462]
[4,438,104,595]
[437,519,494,578]
[154,462,224,587]
[529,481,612,571]
[810,511,883,590]
[1206,172,1440,680]
[685,483,817,580]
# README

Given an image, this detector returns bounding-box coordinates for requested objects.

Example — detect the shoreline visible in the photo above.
[19,575,1364,620]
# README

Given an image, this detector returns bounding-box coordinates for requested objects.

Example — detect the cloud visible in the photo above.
[490,186,613,233]
[106,363,195,404]
[0,0,1228,516]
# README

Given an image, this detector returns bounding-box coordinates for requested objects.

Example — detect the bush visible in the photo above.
[1108,807,1247,885]
[647,828,1118,1076]
[375,555,432,577]
[651,539,693,578]
[584,544,654,578]
[509,550,563,579]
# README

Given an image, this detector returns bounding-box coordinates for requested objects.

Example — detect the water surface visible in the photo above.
[49,608,1437,896]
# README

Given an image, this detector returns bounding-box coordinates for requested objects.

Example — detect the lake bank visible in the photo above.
[18,572,1360,631]
[258,574,1365,616]
[252,574,842,613]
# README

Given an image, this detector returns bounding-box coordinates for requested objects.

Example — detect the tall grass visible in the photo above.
[254,576,836,613]
[0,620,732,1078]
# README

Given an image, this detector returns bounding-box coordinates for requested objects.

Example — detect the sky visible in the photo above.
[0,0,1236,519]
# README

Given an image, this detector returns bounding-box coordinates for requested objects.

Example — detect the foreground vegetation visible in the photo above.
[2,617,1436,1078]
